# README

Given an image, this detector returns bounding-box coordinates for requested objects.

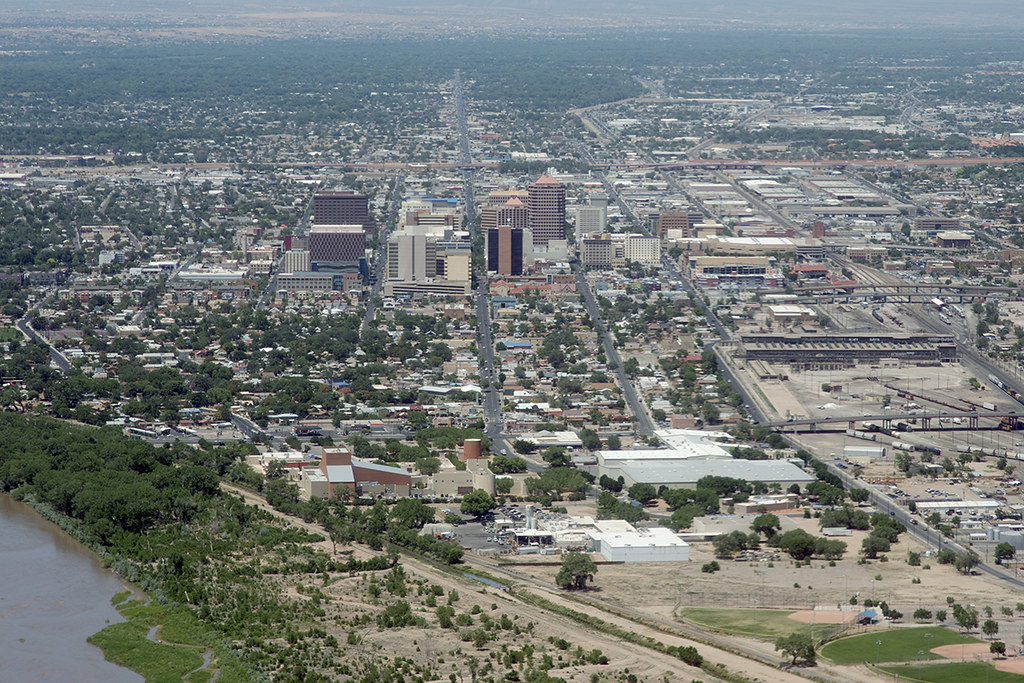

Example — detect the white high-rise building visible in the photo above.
[576,206,607,236]
[281,249,311,274]
[387,233,436,282]
[623,234,661,266]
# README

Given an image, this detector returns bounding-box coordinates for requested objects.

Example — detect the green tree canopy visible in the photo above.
[555,552,597,591]
[460,489,496,518]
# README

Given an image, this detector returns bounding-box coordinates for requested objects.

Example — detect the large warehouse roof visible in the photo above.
[598,429,733,463]
[606,459,815,487]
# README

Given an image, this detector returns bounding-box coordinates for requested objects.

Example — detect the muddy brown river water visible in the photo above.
[0,495,141,682]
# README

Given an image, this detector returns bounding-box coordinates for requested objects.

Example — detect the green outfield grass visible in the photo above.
[883,661,1021,683]
[679,607,844,641]
[820,627,981,665]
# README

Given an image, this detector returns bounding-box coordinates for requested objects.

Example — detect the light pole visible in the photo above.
[918,650,924,680]
[753,598,758,637]
[877,639,882,665]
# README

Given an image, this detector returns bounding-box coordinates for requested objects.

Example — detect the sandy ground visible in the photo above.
[994,656,1024,674]
[788,609,855,624]
[930,642,992,660]
[223,483,818,683]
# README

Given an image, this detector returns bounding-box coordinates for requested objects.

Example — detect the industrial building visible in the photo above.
[301,446,411,499]
[588,520,690,562]
[428,459,495,497]
[597,458,815,491]
[688,256,784,289]
[738,332,958,368]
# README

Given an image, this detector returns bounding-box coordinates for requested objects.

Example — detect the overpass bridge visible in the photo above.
[763,410,1022,433]
[758,282,1014,305]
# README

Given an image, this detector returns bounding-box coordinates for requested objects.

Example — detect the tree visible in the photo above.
[848,488,870,504]
[579,428,602,451]
[955,551,981,575]
[991,641,1006,657]
[953,604,979,632]
[751,513,781,538]
[894,452,913,473]
[512,439,537,455]
[774,632,816,666]
[861,535,890,559]
[490,455,528,474]
[983,619,1000,639]
[995,542,1016,565]
[555,552,597,591]
[777,529,816,560]
[541,446,571,468]
[460,489,496,518]
[628,482,658,506]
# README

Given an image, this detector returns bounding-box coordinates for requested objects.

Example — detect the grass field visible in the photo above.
[679,607,844,641]
[88,604,204,683]
[883,661,1021,683]
[0,327,21,342]
[820,627,981,665]
[88,595,250,683]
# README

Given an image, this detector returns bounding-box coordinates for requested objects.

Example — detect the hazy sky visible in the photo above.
[1,0,1021,31]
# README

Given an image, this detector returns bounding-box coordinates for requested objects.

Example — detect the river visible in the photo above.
[0,495,142,682]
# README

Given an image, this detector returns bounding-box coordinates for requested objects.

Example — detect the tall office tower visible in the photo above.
[308,225,366,269]
[480,197,529,231]
[281,249,311,274]
[657,210,693,238]
[527,174,566,246]
[312,191,375,232]
[483,189,530,207]
[387,233,437,282]
[486,226,524,276]
[575,205,607,236]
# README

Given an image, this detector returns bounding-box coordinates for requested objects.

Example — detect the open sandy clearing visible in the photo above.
[930,642,992,659]
[788,609,855,624]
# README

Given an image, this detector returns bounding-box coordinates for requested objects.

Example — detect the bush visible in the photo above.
[701,561,720,574]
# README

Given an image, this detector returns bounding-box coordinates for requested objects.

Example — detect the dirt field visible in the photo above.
[930,642,992,660]
[994,656,1024,674]
[788,608,854,624]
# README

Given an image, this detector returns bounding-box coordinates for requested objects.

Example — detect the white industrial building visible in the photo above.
[598,458,815,491]
[588,520,690,562]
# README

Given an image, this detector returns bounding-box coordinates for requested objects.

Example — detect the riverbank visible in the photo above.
[0,494,141,682]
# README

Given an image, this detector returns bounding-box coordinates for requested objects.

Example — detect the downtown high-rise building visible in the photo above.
[486,226,524,276]
[480,197,528,232]
[313,191,375,232]
[527,174,566,246]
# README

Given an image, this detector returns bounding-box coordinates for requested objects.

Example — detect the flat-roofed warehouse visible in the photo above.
[598,458,815,491]
[738,332,957,369]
